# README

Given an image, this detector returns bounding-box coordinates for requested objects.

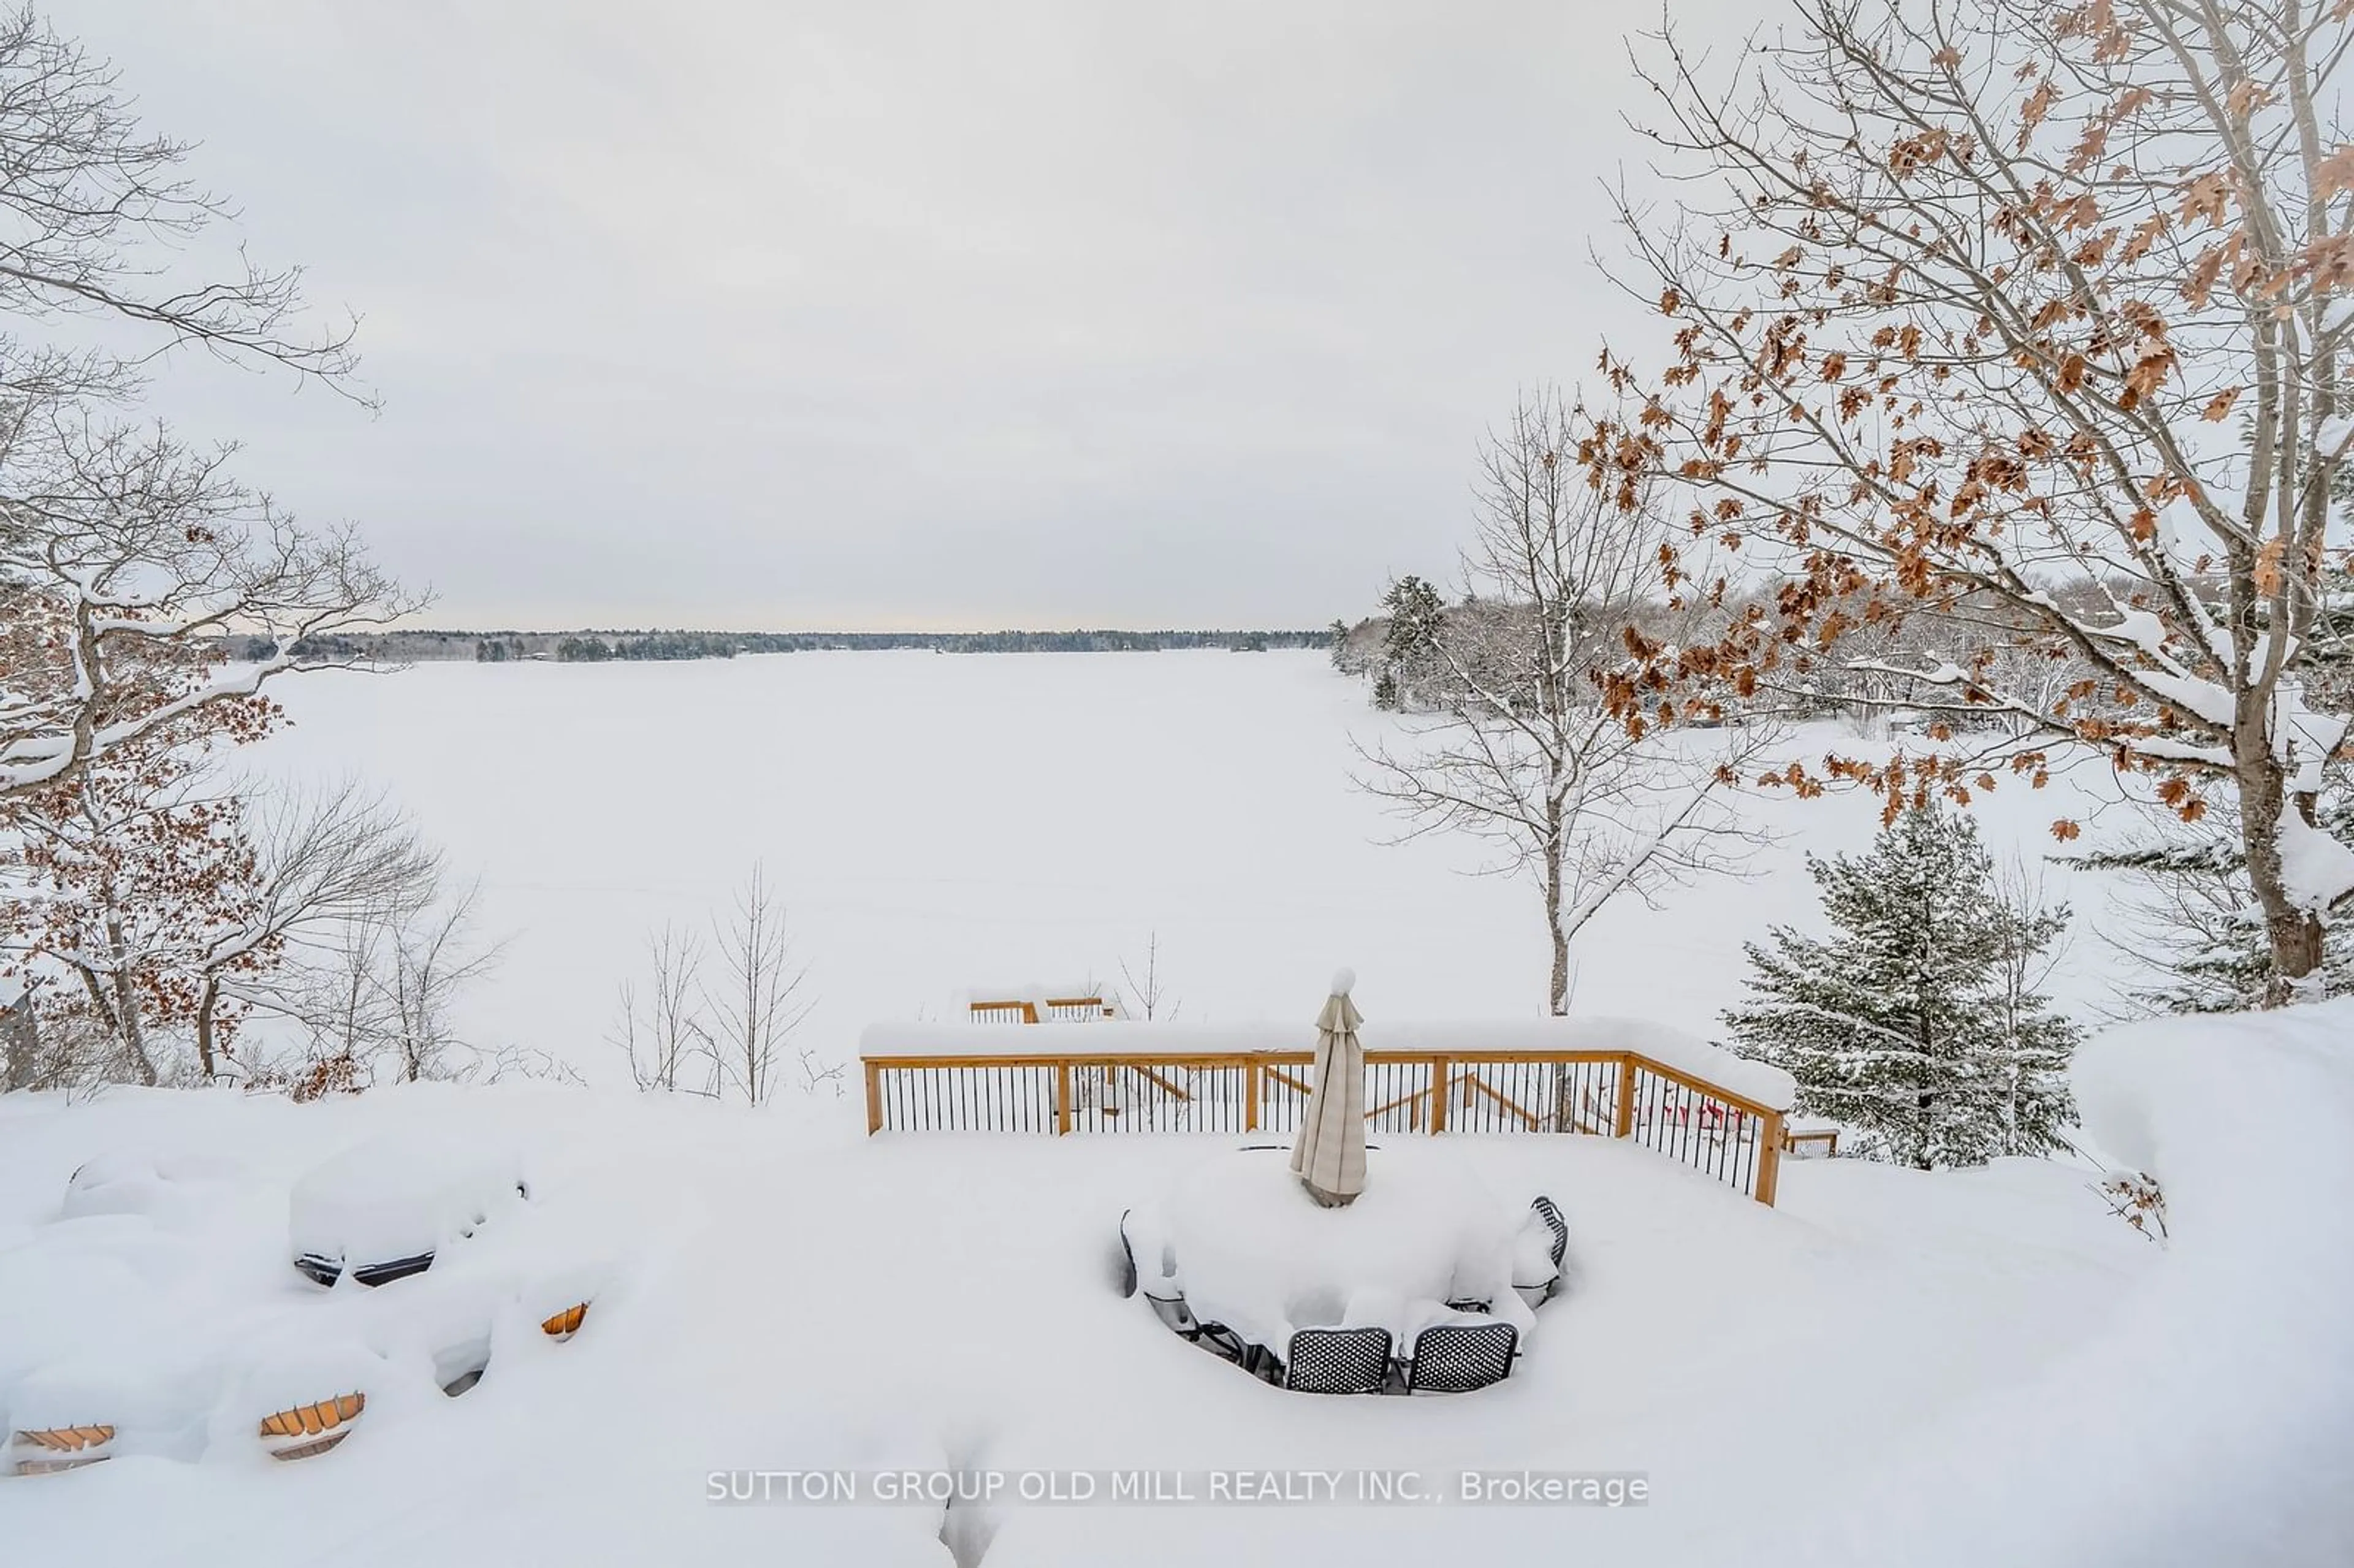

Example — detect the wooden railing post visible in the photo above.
[1243,1057,1261,1132]
[1427,1056,1450,1133]
[1054,1059,1073,1135]
[1613,1054,1638,1137]
[1755,1110,1785,1206]
[864,1061,884,1135]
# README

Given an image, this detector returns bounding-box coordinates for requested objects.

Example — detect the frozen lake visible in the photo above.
[251,650,2138,1083]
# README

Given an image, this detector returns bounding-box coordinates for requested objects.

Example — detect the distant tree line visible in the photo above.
[552,633,741,663]
[227,628,1338,663]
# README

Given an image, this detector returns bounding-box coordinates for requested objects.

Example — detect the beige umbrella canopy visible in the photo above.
[1290,969,1366,1208]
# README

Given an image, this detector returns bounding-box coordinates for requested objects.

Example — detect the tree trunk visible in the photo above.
[2,994,36,1092]
[107,953,156,1086]
[2236,727,2327,1006]
[1544,804,1569,1016]
[195,977,219,1081]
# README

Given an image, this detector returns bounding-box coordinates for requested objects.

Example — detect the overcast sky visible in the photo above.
[75,1,1750,631]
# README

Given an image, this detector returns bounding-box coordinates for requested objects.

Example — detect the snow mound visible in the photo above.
[60,1150,246,1225]
[288,1133,531,1268]
[1779,999,2354,1566]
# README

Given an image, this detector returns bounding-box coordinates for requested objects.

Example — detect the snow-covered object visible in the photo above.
[1152,1143,1539,1354]
[861,1014,1798,1111]
[0,1057,2261,1564]
[60,1150,245,1225]
[288,1133,531,1277]
[215,1335,391,1460]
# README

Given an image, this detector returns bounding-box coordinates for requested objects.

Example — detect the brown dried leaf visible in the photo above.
[2319,147,2354,202]
[2255,536,2286,596]
[2179,172,2231,229]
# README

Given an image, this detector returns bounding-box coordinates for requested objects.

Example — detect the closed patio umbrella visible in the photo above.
[1290,970,1366,1207]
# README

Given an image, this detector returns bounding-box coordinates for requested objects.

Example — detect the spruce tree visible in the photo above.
[2066,789,2354,1013]
[1377,574,1445,708]
[1724,807,2079,1169]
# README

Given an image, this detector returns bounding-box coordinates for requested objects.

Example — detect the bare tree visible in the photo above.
[611,925,718,1096]
[701,867,813,1106]
[0,6,364,401]
[0,6,410,807]
[1,416,420,803]
[186,777,440,1078]
[234,880,501,1087]
[1118,931,1181,1022]
[609,870,829,1104]
[1357,388,1778,1014]
[381,882,498,1083]
[1988,854,2084,1155]
[1591,0,2354,1002]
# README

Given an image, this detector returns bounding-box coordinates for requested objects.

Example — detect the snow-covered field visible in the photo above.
[230,650,2146,1077]
[7,652,2348,1565]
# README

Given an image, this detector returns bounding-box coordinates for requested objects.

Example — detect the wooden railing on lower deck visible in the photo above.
[861,1047,1786,1205]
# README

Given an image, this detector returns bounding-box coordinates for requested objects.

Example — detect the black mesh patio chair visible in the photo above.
[1281,1327,1393,1395]
[1405,1322,1519,1394]
[1533,1195,1569,1274]
[1507,1195,1571,1310]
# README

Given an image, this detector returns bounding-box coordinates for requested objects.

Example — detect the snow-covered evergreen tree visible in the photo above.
[2067,786,2354,1015]
[1724,807,2079,1169]
[1376,574,1445,709]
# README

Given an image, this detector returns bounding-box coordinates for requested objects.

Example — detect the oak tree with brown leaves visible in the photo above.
[1591,0,2354,1003]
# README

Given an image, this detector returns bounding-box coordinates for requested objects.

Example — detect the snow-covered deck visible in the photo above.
[860,1016,1800,1205]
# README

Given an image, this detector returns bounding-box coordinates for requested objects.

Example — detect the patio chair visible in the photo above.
[1533,1195,1569,1271]
[1404,1322,1519,1394]
[1281,1327,1393,1395]
[1143,1283,1202,1338]
[294,1249,437,1290]
[350,1251,437,1288]
[1197,1319,1253,1365]
[1122,1209,1198,1333]
[1512,1195,1570,1309]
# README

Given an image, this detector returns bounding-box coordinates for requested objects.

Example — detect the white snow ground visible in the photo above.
[4,1000,2350,1564]
[229,652,2152,1080]
[4,653,2347,1563]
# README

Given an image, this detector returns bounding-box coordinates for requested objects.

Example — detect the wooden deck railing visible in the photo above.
[861,1046,1786,1205]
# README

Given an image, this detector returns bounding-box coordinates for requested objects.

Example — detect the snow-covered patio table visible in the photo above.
[1136,1143,1552,1363]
